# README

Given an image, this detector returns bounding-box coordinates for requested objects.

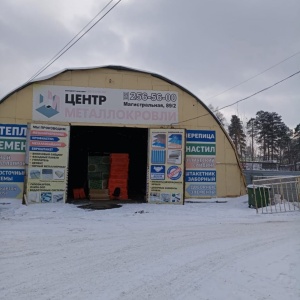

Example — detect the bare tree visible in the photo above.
[207,104,227,127]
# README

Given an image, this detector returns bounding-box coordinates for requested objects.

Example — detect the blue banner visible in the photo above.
[185,170,216,182]
[0,169,25,182]
[29,147,59,152]
[0,124,27,138]
[30,136,60,142]
[186,130,216,143]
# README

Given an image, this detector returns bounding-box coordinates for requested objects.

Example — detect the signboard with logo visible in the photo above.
[147,129,185,204]
[32,85,178,125]
[25,123,70,203]
[185,130,217,197]
[0,124,27,199]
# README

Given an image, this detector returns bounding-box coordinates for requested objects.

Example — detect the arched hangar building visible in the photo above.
[0,66,246,204]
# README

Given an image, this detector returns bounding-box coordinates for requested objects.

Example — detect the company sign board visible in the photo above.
[32,85,178,125]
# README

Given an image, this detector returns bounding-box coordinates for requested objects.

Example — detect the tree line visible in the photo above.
[209,105,300,168]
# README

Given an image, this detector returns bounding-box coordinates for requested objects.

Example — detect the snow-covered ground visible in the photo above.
[1,195,299,300]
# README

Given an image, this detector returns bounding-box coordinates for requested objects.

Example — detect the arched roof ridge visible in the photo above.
[0,65,222,126]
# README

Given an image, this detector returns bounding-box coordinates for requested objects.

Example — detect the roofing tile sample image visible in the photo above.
[52,193,64,202]
[149,192,161,202]
[54,169,65,179]
[41,169,53,180]
[28,192,40,203]
[161,193,171,202]
[168,133,182,149]
[41,192,52,203]
[151,150,166,164]
[30,169,41,179]
[152,133,166,149]
[167,150,182,164]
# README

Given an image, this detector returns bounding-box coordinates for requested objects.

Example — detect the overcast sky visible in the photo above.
[1,0,299,129]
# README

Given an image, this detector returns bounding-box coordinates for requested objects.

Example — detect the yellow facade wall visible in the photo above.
[0,67,246,197]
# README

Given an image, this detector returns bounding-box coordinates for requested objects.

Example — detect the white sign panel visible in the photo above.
[148,129,186,205]
[32,85,178,125]
[26,123,70,204]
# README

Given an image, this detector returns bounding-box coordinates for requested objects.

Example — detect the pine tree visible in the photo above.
[252,111,288,161]
[228,115,246,159]
[246,118,257,161]
[254,111,269,160]
[294,124,300,139]
[291,124,300,168]
[276,125,292,164]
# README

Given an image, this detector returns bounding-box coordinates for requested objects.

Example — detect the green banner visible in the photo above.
[0,139,26,152]
[186,143,216,155]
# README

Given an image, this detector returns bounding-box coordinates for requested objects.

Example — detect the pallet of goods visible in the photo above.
[88,155,110,200]
[108,153,129,200]
[89,189,109,200]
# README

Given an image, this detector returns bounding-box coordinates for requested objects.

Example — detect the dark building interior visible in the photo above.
[68,126,148,201]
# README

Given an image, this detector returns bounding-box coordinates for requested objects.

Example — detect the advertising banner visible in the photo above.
[185,130,217,197]
[25,123,70,203]
[148,129,185,204]
[32,85,178,125]
[0,124,27,199]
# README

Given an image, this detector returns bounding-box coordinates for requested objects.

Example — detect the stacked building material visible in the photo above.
[89,189,109,200]
[108,153,129,199]
[88,155,110,200]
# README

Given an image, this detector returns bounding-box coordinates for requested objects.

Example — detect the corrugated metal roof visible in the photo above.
[0,65,222,126]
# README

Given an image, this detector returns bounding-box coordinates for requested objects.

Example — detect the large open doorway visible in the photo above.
[67,126,148,202]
